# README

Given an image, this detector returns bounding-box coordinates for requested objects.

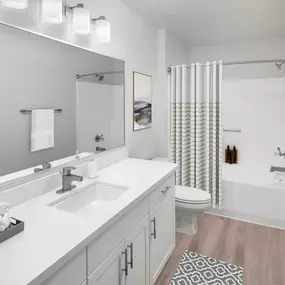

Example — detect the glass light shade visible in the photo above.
[41,0,64,24]
[1,0,28,9]
[72,6,91,35]
[95,19,110,43]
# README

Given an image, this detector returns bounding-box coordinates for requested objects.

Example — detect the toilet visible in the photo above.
[175,185,211,235]
[153,157,212,235]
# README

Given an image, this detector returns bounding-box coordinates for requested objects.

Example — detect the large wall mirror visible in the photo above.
[0,23,125,178]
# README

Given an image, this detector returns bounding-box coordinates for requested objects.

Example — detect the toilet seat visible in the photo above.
[175,186,211,204]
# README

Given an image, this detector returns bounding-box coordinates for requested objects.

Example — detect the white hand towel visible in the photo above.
[31,109,54,152]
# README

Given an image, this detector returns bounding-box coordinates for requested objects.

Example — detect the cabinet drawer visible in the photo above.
[43,249,87,285]
[149,175,174,212]
[87,197,148,276]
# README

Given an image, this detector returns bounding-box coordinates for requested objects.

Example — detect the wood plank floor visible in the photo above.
[155,213,285,285]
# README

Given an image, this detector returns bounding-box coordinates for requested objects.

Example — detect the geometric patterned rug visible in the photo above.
[171,251,243,285]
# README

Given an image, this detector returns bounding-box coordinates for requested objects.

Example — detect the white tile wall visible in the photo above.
[223,76,285,184]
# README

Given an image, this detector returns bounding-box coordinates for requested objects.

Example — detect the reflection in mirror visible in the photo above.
[77,70,125,154]
[0,23,125,179]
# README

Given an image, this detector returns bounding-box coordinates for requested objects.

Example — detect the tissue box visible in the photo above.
[0,218,24,244]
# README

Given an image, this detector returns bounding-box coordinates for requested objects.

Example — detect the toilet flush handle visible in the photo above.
[161,186,171,194]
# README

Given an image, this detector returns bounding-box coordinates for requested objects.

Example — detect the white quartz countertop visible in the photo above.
[0,158,177,285]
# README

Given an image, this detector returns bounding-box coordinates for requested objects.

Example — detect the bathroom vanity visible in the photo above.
[0,150,177,285]
[0,16,172,285]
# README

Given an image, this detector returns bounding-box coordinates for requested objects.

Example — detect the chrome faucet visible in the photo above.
[56,167,83,194]
[96,146,106,152]
[275,147,285,158]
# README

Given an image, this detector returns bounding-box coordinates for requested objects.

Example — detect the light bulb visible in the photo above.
[41,0,64,24]
[94,17,110,43]
[72,5,91,35]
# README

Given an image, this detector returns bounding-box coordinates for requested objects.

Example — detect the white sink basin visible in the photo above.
[50,183,128,213]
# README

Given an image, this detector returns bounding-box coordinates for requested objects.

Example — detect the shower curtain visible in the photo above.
[169,62,223,208]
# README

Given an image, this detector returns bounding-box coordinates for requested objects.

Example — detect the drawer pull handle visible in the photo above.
[127,243,134,269]
[161,186,171,194]
[151,218,157,239]
[122,249,128,276]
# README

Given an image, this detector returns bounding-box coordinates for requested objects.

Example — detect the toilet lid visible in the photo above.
[175,186,211,204]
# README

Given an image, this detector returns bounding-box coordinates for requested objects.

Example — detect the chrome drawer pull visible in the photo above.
[161,186,171,194]
[122,249,128,276]
[127,243,134,269]
[151,218,157,239]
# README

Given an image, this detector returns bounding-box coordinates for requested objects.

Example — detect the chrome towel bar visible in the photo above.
[223,129,241,133]
[20,109,63,115]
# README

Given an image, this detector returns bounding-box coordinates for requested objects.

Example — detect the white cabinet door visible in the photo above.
[125,218,149,285]
[88,242,127,285]
[149,186,175,285]
[87,197,149,276]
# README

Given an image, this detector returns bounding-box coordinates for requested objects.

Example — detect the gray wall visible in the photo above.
[0,24,124,176]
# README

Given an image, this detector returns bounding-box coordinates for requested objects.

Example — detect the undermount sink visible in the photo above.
[49,183,128,213]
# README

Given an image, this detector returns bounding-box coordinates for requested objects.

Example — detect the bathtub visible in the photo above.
[208,164,285,228]
[222,179,285,222]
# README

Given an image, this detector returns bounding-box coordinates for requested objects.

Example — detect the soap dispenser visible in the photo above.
[225,145,231,163]
[88,156,98,179]
[232,146,238,164]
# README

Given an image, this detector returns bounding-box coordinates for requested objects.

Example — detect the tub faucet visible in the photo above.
[56,167,83,194]
[274,147,285,158]
[270,166,285,173]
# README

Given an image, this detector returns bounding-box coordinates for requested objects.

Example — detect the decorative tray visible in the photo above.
[0,218,24,244]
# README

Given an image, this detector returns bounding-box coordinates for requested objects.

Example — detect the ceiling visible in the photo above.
[122,0,285,47]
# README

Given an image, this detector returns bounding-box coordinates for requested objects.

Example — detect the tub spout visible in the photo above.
[270,166,285,173]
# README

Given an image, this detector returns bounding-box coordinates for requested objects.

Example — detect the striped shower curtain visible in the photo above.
[169,62,223,208]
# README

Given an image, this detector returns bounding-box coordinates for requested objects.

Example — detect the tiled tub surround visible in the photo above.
[0,150,177,285]
[220,77,285,228]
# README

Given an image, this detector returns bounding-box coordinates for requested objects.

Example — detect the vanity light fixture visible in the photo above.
[41,0,65,24]
[0,0,110,40]
[1,0,28,9]
[93,16,111,43]
[68,3,91,35]
[65,3,110,38]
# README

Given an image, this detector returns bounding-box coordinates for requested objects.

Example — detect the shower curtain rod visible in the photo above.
[167,59,285,72]
[76,70,124,79]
